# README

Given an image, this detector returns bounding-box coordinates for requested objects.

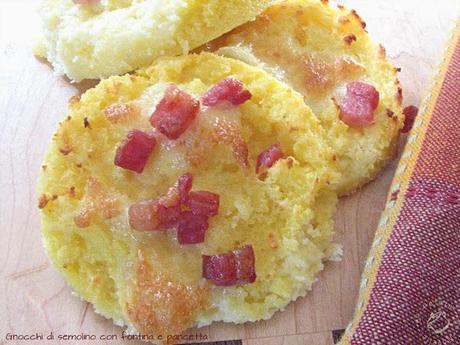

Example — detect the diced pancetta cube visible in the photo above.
[202,251,237,286]
[256,144,284,175]
[340,81,380,126]
[186,191,220,217]
[401,105,419,133]
[202,78,252,107]
[150,85,200,140]
[114,130,156,173]
[202,245,256,286]
[177,173,193,204]
[128,173,220,242]
[128,199,181,231]
[234,245,257,284]
[177,212,209,244]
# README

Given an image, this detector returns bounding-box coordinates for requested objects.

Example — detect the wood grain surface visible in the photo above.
[1,1,458,345]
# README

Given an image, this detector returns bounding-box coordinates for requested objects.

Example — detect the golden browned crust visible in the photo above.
[38,194,50,209]
[104,103,140,123]
[126,250,209,342]
[74,177,121,228]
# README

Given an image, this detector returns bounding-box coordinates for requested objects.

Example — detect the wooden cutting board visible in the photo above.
[1,1,458,344]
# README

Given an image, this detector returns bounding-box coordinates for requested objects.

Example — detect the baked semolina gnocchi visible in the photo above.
[38,53,341,339]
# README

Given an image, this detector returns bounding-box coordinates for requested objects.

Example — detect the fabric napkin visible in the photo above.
[339,21,460,345]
